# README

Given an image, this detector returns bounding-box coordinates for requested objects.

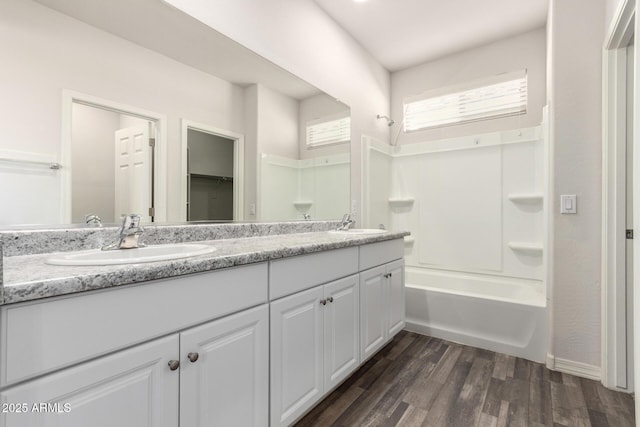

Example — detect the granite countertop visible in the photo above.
[1,230,409,305]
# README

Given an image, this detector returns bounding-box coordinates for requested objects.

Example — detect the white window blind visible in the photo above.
[404,70,527,132]
[306,115,350,148]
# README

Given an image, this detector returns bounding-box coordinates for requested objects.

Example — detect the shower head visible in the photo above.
[377,114,395,127]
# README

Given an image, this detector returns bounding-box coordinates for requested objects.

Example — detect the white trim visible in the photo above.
[542,105,555,374]
[547,354,602,381]
[61,90,168,223]
[606,0,636,49]
[371,126,540,159]
[180,120,245,221]
[601,0,635,393]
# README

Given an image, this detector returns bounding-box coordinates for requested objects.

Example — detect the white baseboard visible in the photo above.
[546,353,601,380]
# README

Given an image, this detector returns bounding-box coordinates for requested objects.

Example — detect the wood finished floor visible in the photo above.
[295,331,635,427]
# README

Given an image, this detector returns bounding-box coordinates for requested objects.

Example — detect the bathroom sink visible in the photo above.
[46,243,217,266]
[329,228,387,235]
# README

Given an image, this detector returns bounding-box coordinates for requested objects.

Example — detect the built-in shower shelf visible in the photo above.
[403,236,415,245]
[293,201,313,211]
[507,193,544,203]
[508,242,543,255]
[388,197,415,208]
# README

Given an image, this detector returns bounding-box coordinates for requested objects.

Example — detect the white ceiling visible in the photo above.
[313,0,549,72]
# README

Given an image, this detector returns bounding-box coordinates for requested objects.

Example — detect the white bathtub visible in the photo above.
[404,267,548,362]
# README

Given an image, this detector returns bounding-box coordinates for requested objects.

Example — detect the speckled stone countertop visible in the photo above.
[1,230,409,305]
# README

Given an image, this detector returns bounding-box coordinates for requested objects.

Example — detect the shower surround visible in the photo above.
[363,125,548,362]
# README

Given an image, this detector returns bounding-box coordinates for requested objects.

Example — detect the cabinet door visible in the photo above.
[323,274,360,391]
[387,259,406,337]
[179,304,269,427]
[0,335,178,427]
[270,287,324,427]
[359,265,387,361]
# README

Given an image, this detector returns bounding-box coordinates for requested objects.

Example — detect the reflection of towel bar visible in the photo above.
[0,157,61,170]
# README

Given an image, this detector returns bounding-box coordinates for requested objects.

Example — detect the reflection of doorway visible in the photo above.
[70,102,155,223]
[187,130,234,221]
[180,120,244,221]
[62,91,167,224]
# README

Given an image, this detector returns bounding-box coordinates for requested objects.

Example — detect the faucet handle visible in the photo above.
[122,214,143,230]
[85,214,102,227]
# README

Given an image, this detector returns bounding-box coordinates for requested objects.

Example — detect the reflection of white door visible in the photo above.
[115,125,151,222]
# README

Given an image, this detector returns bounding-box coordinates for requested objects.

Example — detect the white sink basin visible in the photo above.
[46,243,217,266]
[329,228,387,235]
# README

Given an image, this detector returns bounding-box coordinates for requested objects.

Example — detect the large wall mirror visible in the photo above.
[0,0,350,227]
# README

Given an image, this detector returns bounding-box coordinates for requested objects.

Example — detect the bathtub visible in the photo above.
[404,267,547,362]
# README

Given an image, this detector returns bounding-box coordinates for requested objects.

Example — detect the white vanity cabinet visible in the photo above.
[270,274,359,427]
[359,240,406,362]
[0,237,406,427]
[269,247,360,427]
[0,263,269,427]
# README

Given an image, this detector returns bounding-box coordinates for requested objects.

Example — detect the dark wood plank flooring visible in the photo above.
[295,331,635,427]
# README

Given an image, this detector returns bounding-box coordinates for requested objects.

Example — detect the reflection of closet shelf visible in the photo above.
[507,193,543,203]
[403,236,415,245]
[190,173,233,182]
[508,242,543,255]
[388,197,415,207]
[293,201,313,210]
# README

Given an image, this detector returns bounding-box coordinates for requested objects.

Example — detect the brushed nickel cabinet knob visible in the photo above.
[168,360,180,371]
[327,297,334,303]
[188,352,199,363]
[320,299,327,305]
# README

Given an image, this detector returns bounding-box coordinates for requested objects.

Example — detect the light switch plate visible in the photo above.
[560,194,577,214]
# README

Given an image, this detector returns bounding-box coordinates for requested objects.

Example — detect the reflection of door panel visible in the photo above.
[115,125,151,222]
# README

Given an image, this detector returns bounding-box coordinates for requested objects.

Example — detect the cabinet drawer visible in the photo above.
[0,263,268,387]
[359,239,404,271]
[269,247,358,300]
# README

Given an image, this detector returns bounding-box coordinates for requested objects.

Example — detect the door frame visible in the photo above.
[61,90,168,223]
[602,0,635,391]
[180,120,245,221]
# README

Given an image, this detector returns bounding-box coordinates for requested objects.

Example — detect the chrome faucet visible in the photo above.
[85,214,102,227]
[337,213,355,231]
[102,214,146,250]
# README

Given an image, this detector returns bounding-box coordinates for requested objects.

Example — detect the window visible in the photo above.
[306,115,350,148]
[403,70,527,132]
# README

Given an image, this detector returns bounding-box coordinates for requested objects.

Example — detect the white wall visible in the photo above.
[257,85,299,159]
[547,0,605,369]
[162,0,392,223]
[391,28,547,144]
[0,0,245,223]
